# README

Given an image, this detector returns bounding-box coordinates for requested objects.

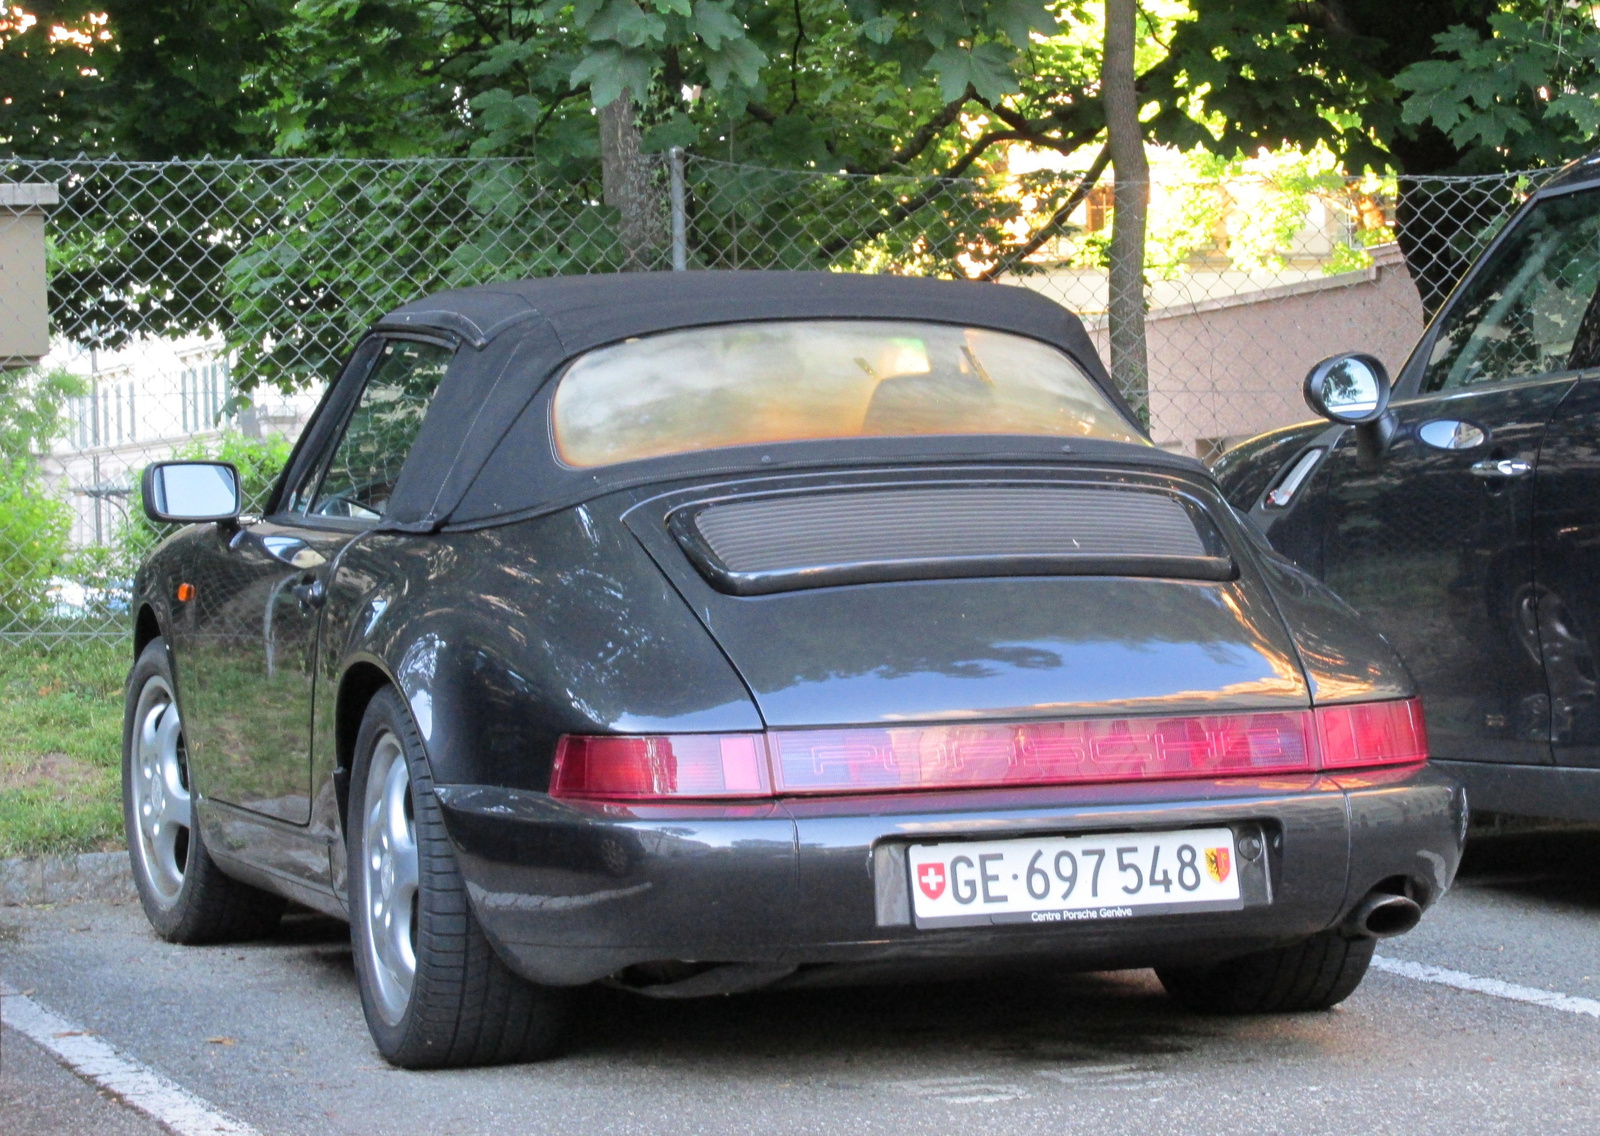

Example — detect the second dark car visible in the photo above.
[125,272,1462,1068]
[1215,153,1600,826]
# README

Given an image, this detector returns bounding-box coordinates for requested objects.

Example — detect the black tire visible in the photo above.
[122,637,286,943]
[347,686,569,1068]
[1157,931,1375,1014]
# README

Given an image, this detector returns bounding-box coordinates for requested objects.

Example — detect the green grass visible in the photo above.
[0,638,129,858]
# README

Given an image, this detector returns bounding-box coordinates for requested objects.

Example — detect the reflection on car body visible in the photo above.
[122,272,1462,1068]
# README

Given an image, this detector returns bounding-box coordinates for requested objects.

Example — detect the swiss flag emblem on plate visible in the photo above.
[917,861,947,900]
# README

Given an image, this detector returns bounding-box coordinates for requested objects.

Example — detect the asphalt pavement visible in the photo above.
[3,831,1598,1136]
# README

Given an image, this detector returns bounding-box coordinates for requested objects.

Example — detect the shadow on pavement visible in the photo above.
[1457,829,1600,909]
[564,966,1234,1064]
[275,907,351,945]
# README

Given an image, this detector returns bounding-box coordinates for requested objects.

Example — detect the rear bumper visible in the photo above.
[1432,758,1600,822]
[435,765,1464,987]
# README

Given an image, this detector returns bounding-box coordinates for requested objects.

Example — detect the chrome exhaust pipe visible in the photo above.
[1344,892,1423,939]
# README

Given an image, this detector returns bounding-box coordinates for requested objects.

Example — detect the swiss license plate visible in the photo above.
[906,827,1243,928]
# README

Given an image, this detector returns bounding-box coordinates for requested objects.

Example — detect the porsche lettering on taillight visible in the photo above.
[548,698,1427,803]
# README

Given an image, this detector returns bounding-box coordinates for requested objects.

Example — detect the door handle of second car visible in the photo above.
[1470,458,1534,479]
[291,575,327,608]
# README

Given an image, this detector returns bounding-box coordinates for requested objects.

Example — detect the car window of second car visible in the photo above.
[307,339,453,522]
[1422,188,1600,392]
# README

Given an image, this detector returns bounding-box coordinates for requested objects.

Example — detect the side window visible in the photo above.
[1422,188,1600,392]
[307,339,454,521]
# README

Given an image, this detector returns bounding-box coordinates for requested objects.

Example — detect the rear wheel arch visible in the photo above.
[335,661,396,834]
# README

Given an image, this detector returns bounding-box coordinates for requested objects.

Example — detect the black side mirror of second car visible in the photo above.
[141,461,243,525]
[1304,352,1396,468]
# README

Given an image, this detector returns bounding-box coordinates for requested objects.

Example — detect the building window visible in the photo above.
[181,358,231,434]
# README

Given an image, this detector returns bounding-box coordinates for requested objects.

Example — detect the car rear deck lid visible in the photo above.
[669,483,1236,595]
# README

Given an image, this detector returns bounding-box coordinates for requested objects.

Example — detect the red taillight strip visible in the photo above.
[552,734,771,800]
[549,698,1427,803]
[1315,698,1427,769]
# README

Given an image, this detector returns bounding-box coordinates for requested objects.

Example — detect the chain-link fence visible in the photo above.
[0,152,1556,641]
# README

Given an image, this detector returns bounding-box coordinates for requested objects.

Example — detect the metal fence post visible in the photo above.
[668,147,687,271]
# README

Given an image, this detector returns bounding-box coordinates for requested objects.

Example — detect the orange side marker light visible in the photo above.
[176,583,195,603]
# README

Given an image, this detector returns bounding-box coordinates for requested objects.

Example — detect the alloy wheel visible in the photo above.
[130,675,192,907]
[361,731,419,1026]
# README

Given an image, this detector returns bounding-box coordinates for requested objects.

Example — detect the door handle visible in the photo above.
[291,576,327,608]
[1469,458,1533,479]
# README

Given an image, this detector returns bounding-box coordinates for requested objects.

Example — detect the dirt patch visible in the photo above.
[0,753,101,793]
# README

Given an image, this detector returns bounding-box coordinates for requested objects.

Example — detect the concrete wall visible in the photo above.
[1072,244,1427,455]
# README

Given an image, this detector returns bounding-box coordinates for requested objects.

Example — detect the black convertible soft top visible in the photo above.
[350,271,1197,532]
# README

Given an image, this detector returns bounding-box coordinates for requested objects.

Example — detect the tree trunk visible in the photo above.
[599,91,665,270]
[1102,0,1149,415]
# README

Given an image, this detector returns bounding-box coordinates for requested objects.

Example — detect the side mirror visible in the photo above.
[141,461,242,524]
[1303,353,1390,424]
[1303,353,1396,468]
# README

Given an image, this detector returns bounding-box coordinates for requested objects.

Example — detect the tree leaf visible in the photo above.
[468,38,539,79]
[993,0,1056,47]
[690,0,745,51]
[571,0,607,28]
[925,42,1018,103]
[1551,90,1600,137]
[641,110,701,151]
[858,15,897,45]
[586,0,667,48]
[704,35,766,89]
[571,44,656,107]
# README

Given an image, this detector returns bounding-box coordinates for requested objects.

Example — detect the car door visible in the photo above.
[1314,185,1600,767]
[1532,370,1600,768]
[177,515,359,824]
[180,337,456,824]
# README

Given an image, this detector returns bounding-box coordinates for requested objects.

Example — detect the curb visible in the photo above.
[0,851,135,906]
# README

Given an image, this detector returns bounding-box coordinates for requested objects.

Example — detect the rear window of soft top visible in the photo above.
[550,318,1145,468]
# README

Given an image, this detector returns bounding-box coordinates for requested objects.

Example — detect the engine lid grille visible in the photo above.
[669,483,1235,595]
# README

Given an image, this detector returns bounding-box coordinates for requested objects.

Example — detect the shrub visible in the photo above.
[0,457,74,626]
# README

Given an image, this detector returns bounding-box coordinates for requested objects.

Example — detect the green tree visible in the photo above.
[0,366,86,626]
[19,1,1595,378]
[1138,1,1600,316]
[4,1,1109,174]
[0,365,82,460]
[9,2,1144,396]
[0,2,291,160]
[0,461,72,625]
[242,0,1120,281]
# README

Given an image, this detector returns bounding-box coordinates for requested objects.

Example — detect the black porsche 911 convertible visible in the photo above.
[124,272,1463,1068]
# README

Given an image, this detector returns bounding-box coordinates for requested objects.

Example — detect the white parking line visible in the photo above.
[1373,955,1600,1019]
[0,983,260,1136]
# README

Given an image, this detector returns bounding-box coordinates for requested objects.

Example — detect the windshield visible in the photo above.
[550,319,1144,468]
[1422,187,1600,392]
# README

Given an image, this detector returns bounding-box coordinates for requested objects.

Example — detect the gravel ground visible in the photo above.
[2,832,1597,1136]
